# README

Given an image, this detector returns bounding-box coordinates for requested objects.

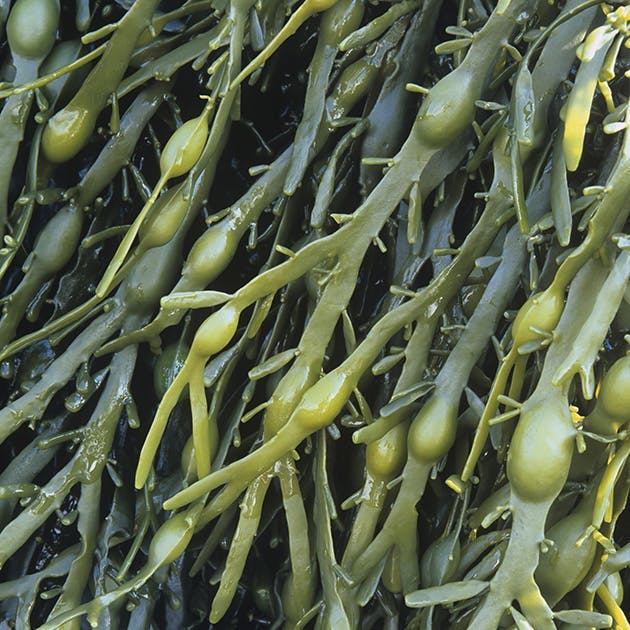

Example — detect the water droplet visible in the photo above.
[125,400,140,429]
[166,591,182,610]
[76,363,94,395]
[88,608,100,627]
[61,509,78,526]
[40,586,63,600]
[65,392,87,413]
[0,361,13,379]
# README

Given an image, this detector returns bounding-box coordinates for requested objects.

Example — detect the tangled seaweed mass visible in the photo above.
[0,0,629,627]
